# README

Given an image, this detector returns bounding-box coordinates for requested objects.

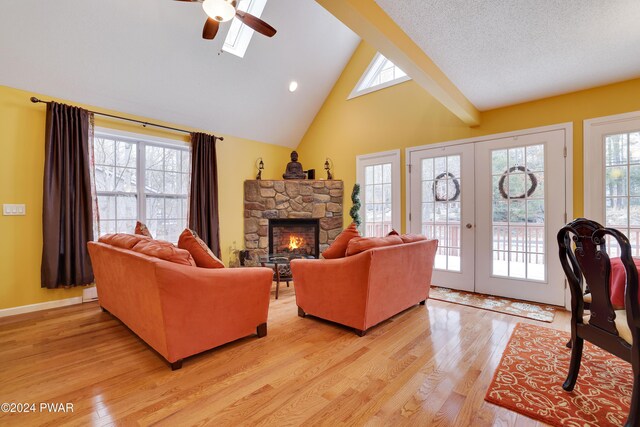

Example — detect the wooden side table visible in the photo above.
[260,256,292,300]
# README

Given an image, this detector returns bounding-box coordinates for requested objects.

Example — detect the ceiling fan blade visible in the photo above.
[235,10,277,38]
[202,18,219,40]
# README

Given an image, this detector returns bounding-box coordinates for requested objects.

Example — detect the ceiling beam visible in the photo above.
[316,0,480,126]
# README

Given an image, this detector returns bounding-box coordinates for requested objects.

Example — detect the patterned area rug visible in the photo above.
[485,323,632,427]
[429,286,557,322]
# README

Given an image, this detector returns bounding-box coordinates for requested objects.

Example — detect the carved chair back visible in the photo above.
[557,218,639,360]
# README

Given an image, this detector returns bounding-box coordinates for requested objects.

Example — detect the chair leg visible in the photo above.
[298,307,306,318]
[256,322,267,338]
[354,328,366,337]
[275,281,280,300]
[419,299,426,305]
[562,337,583,391]
[170,359,183,371]
[624,373,640,427]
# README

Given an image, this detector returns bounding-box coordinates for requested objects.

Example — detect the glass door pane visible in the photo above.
[490,145,545,281]
[421,155,462,271]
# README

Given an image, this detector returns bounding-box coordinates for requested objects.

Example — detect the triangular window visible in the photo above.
[349,53,411,99]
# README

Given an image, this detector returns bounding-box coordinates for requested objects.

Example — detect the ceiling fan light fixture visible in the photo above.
[202,0,236,22]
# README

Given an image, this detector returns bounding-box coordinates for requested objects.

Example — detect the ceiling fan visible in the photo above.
[176,0,277,41]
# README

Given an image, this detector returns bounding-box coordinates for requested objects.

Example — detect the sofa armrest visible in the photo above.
[153,265,273,361]
[364,239,438,328]
[291,252,373,330]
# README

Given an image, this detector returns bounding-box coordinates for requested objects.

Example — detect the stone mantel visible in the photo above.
[244,180,344,263]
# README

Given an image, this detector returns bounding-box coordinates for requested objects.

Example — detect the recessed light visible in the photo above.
[289,81,298,92]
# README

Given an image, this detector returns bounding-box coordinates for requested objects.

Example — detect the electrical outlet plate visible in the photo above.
[3,204,26,216]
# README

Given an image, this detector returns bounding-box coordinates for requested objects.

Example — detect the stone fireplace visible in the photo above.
[244,180,343,265]
[269,219,320,257]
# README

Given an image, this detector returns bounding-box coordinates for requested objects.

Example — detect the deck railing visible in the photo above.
[367,222,640,262]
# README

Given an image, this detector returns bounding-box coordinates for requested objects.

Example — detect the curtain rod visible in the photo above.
[29,97,224,141]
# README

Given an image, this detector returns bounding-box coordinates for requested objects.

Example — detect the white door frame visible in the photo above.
[406,122,574,307]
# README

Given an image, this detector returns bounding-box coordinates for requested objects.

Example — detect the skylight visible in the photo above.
[223,0,268,58]
[349,53,411,99]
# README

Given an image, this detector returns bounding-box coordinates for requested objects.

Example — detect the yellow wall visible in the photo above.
[0,85,290,310]
[297,41,640,231]
[4,41,640,311]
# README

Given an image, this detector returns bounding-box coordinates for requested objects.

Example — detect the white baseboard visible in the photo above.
[83,286,98,302]
[0,297,84,318]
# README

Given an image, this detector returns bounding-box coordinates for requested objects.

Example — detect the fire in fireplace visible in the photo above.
[269,219,319,258]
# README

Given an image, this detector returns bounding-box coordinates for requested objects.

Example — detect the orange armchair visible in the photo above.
[291,239,438,335]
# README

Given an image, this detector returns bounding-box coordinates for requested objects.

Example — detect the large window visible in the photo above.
[356,150,401,237]
[585,111,640,256]
[93,131,190,242]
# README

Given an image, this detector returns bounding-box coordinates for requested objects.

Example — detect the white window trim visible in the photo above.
[356,149,401,234]
[94,127,189,148]
[583,110,640,221]
[348,53,411,100]
[93,127,190,241]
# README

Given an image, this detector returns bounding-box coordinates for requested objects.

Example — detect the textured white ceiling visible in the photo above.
[375,0,640,110]
[0,0,359,147]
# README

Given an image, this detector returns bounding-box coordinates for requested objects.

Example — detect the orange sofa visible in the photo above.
[290,239,438,336]
[88,238,273,370]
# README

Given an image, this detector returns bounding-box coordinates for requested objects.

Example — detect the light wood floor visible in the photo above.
[0,284,570,426]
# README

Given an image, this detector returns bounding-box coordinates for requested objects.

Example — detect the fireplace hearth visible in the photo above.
[269,219,319,258]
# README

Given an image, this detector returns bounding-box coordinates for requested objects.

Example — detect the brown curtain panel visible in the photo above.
[41,102,94,288]
[189,132,221,256]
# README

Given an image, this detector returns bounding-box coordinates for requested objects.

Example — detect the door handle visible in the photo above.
[466,223,473,229]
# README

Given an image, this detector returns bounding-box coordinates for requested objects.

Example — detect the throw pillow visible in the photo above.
[135,221,153,238]
[321,222,361,259]
[99,233,149,249]
[345,235,404,257]
[132,239,196,266]
[400,234,428,244]
[178,229,225,268]
[387,229,400,236]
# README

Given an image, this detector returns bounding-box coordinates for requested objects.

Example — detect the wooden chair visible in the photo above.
[557,218,640,427]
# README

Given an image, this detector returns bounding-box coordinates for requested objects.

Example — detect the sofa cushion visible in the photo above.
[178,229,225,268]
[132,239,196,266]
[400,234,428,243]
[98,233,149,249]
[321,222,361,259]
[345,235,404,257]
[135,221,153,238]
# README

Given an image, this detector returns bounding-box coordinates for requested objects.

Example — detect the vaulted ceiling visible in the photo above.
[0,0,359,147]
[4,1,639,147]
[374,0,640,110]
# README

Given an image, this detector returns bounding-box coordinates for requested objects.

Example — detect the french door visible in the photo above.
[409,144,475,291]
[409,128,568,306]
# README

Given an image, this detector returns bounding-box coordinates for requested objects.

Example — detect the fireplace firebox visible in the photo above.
[269,219,320,258]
